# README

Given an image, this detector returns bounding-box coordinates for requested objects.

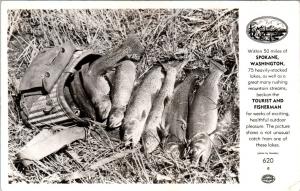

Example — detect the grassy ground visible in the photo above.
[7,9,239,184]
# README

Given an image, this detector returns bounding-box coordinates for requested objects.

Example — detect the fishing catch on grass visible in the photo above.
[142,60,188,154]
[15,34,228,168]
[162,69,200,158]
[108,60,136,129]
[187,60,226,166]
[122,65,165,146]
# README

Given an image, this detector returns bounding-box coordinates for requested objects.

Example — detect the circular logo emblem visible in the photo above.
[247,16,288,43]
[261,174,276,183]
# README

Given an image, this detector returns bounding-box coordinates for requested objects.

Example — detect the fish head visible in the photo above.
[164,136,187,159]
[95,96,112,121]
[124,34,144,60]
[165,142,181,158]
[122,118,142,146]
[189,133,212,167]
[107,108,125,128]
[143,129,160,154]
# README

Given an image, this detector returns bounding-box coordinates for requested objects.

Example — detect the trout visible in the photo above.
[81,35,143,121]
[122,66,165,146]
[142,60,188,154]
[162,70,200,158]
[80,64,112,122]
[108,60,136,128]
[187,60,226,166]
[86,35,143,77]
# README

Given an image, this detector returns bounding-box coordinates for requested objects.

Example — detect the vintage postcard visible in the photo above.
[1,1,299,191]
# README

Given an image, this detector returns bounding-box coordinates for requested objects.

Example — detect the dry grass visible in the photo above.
[7,9,239,184]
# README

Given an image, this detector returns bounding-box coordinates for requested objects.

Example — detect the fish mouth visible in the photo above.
[188,134,213,167]
[107,113,124,129]
[165,142,180,158]
[124,133,141,147]
[165,142,186,159]
[122,119,143,147]
[143,132,160,154]
[122,119,142,146]
[123,134,139,148]
[96,103,111,122]
[107,118,122,129]
[97,111,109,122]
[122,128,139,147]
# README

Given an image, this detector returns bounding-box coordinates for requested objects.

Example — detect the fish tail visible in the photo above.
[183,67,202,77]
[210,59,227,73]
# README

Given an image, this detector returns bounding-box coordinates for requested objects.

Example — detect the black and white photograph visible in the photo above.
[7,8,239,184]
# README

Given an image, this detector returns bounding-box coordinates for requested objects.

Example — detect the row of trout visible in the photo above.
[92,58,226,166]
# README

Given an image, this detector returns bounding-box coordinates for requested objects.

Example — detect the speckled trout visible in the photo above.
[142,60,188,154]
[122,66,165,146]
[162,69,200,157]
[187,60,226,166]
[80,64,112,122]
[108,60,136,128]
[81,35,144,122]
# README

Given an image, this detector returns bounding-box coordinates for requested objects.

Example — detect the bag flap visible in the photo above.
[19,41,76,93]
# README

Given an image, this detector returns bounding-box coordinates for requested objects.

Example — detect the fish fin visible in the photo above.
[141,110,147,120]
[188,89,195,106]
[160,123,168,136]
[189,133,213,167]
[159,118,169,135]
[158,123,168,144]
[161,60,188,73]
[178,117,187,131]
[163,95,171,107]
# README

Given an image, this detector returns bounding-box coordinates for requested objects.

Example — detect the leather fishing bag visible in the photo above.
[18,42,101,128]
